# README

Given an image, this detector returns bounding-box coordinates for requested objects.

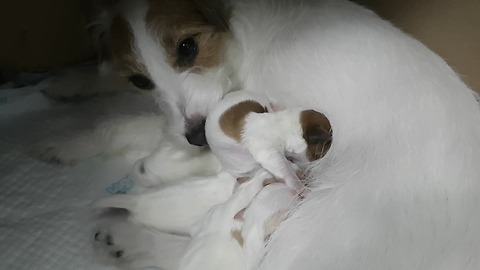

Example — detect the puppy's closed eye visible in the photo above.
[128,74,155,90]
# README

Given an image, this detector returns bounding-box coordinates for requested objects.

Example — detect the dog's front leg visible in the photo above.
[32,114,167,165]
[94,171,237,235]
[42,61,133,101]
[92,172,236,270]
[93,212,191,270]
[251,149,308,195]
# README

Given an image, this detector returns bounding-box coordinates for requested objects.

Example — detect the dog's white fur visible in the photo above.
[40,0,480,269]
[206,90,315,193]
[34,114,165,165]
[42,61,132,100]
[95,170,236,235]
[93,214,190,270]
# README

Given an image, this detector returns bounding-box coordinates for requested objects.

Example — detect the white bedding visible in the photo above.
[0,81,158,270]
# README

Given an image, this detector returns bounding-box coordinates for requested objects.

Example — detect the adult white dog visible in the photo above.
[42,0,480,269]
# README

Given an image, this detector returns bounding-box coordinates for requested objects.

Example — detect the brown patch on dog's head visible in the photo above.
[219,101,268,142]
[109,15,149,77]
[300,110,332,161]
[146,0,230,72]
[231,230,244,246]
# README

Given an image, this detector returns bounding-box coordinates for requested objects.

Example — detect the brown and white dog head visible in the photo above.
[92,0,233,146]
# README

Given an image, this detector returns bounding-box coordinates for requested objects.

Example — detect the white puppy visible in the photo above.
[179,172,301,270]
[206,90,332,195]
[240,180,301,270]
[179,171,270,270]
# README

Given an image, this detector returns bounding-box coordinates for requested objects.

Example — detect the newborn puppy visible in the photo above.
[179,171,270,270]
[205,90,332,195]
[238,180,302,270]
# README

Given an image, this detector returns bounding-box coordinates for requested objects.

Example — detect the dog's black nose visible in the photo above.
[185,119,208,146]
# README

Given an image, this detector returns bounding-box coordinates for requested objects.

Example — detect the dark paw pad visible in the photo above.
[94,231,114,246]
[111,250,124,258]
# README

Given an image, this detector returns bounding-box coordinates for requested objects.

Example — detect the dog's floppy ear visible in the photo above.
[87,0,123,63]
[193,0,230,31]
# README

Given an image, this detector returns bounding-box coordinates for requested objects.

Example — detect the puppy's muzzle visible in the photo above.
[186,119,208,146]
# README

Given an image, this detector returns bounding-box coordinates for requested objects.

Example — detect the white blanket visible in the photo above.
[0,82,158,270]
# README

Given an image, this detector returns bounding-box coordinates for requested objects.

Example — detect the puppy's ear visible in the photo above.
[305,127,332,146]
[304,127,332,161]
[193,0,230,31]
[300,110,332,160]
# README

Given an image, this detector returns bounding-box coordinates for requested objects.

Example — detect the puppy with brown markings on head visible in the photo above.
[205,90,332,196]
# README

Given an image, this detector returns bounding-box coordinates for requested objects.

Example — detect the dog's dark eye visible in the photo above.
[177,37,198,67]
[128,74,155,90]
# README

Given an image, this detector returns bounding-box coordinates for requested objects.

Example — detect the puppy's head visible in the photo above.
[95,0,232,146]
[219,100,268,143]
[300,110,332,161]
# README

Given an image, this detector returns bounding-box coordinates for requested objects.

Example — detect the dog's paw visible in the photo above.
[41,72,93,101]
[41,64,113,101]
[93,219,190,270]
[31,137,100,165]
[93,220,159,269]
[41,84,88,102]
[42,65,132,101]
